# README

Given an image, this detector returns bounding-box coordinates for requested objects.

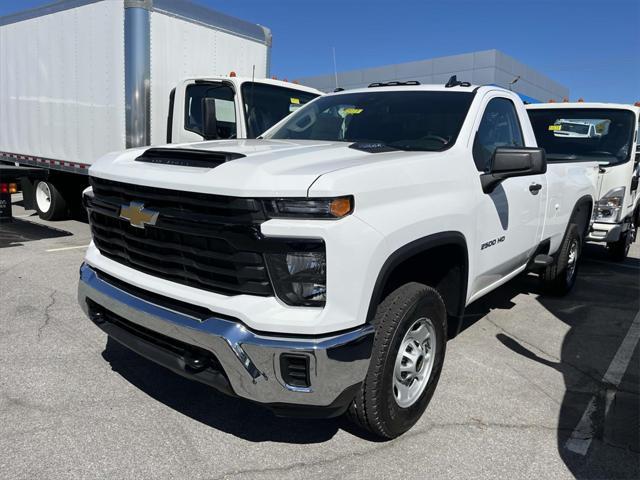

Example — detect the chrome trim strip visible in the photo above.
[124,5,151,148]
[78,264,374,406]
[2,0,270,46]
[0,0,102,26]
[153,0,270,45]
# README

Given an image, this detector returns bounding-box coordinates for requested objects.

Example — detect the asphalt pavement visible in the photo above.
[1,194,638,480]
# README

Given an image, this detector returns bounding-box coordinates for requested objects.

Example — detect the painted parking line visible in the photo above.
[46,245,89,252]
[565,310,640,455]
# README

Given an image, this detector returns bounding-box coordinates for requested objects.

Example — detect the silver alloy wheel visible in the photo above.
[35,181,52,213]
[566,239,579,283]
[392,317,436,408]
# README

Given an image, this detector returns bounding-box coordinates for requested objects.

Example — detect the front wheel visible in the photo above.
[347,282,447,439]
[34,180,68,221]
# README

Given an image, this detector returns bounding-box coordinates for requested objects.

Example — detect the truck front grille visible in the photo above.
[87,177,273,296]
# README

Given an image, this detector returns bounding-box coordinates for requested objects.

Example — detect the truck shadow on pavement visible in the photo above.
[0,218,72,248]
[465,244,639,479]
[101,338,376,443]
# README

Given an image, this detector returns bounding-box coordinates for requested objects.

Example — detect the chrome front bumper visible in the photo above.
[78,264,374,413]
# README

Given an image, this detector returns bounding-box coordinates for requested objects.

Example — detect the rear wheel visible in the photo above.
[34,180,68,221]
[542,224,581,295]
[347,282,447,439]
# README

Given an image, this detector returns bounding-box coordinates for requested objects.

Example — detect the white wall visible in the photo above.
[149,11,269,144]
[0,0,125,164]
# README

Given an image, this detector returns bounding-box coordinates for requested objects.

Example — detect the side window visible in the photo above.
[184,83,237,139]
[473,97,524,171]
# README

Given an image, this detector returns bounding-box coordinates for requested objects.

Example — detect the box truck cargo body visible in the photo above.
[0,0,320,219]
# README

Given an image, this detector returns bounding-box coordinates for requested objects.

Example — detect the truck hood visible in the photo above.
[90,139,423,197]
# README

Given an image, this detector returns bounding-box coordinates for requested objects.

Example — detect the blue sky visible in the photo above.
[1,0,638,103]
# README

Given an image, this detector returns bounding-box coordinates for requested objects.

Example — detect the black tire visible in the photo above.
[542,224,581,295]
[33,180,68,221]
[607,222,634,262]
[347,282,447,439]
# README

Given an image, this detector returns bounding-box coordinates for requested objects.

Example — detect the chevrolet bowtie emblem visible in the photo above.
[119,201,159,229]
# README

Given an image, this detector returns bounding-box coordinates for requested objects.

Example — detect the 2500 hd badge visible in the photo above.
[481,235,506,250]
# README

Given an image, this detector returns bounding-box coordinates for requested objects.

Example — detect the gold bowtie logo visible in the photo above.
[119,201,159,229]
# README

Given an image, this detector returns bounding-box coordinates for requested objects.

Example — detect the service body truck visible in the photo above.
[0,0,320,220]
[527,103,640,260]
[78,82,598,438]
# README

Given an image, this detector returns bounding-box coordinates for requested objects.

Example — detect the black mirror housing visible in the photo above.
[481,147,547,193]
[201,98,218,140]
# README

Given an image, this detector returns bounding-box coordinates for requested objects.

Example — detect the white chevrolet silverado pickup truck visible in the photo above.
[78,80,598,438]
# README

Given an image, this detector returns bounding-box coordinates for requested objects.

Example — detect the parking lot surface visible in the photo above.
[1,195,638,480]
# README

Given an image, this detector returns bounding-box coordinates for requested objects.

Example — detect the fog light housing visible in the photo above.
[265,250,326,307]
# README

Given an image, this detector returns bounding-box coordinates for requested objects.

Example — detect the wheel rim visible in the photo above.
[627,222,635,254]
[392,317,436,408]
[566,239,579,282]
[36,181,52,213]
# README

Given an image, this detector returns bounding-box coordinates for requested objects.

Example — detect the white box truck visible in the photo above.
[527,103,640,260]
[0,0,320,220]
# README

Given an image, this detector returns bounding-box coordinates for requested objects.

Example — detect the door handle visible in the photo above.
[529,183,542,194]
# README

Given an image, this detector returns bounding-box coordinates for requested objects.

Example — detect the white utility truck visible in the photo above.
[78,79,598,438]
[527,103,640,260]
[0,0,320,220]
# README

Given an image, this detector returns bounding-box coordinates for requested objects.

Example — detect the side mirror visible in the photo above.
[201,98,218,140]
[631,175,639,192]
[480,147,547,193]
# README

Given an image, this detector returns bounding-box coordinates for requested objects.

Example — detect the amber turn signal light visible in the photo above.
[329,197,353,218]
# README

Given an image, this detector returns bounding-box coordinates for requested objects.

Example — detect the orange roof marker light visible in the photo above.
[562,97,569,103]
[577,98,584,102]
[272,76,278,80]
[635,102,640,107]
[549,99,556,103]
[229,71,237,77]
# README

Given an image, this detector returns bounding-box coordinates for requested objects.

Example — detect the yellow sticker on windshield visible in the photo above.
[344,108,363,115]
[290,98,300,104]
[548,125,562,131]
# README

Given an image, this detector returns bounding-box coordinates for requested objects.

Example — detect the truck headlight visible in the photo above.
[594,187,625,223]
[265,250,326,307]
[263,196,353,219]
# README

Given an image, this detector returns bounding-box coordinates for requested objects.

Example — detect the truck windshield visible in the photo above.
[527,108,636,165]
[264,91,475,151]
[242,82,319,138]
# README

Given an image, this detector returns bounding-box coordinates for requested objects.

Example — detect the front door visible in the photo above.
[470,95,546,298]
[171,80,240,143]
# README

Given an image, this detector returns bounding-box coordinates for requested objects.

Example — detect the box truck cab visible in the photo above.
[527,103,640,260]
[171,77,320,144]
[0,0,321,221]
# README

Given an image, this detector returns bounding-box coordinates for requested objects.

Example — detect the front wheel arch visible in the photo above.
[366,232,469,339]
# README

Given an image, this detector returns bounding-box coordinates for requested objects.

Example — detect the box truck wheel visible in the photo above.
[34,180,68,221]
[608,220,634,262]
[347,282,446,439]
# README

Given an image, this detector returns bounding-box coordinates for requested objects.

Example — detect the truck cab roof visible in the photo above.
[184,76,323,96]
[527,102,640,113]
